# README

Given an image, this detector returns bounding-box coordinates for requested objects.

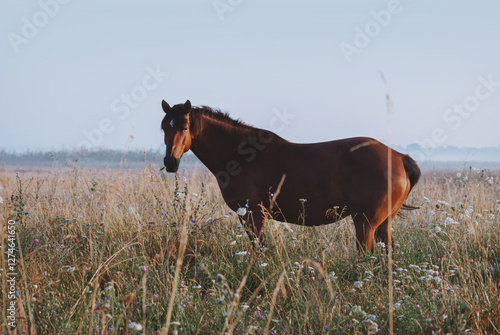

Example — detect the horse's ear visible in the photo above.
[162,100,171,114]
[183,100,191,114]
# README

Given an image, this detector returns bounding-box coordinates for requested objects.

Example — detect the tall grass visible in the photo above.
[0,166,499,334]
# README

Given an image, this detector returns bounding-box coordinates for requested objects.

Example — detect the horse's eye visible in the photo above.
[183,128,188,131]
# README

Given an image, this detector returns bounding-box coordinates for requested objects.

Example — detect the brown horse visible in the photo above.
[161,100,420,252]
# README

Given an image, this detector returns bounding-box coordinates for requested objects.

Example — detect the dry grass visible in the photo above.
[0,165,499,334]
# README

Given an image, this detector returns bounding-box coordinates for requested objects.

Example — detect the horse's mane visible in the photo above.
[192,106,247,127]
[161,104,251,135]
[190,106,250,135]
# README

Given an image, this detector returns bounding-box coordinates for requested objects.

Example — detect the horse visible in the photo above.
[160,100,421,252]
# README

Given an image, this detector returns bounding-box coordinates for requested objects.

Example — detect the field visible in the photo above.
[1,165,499,334]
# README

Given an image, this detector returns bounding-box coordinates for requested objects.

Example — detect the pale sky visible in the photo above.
[1,0,499,154]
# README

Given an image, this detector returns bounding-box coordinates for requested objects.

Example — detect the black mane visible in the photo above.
[161,104,249,135]
[192,106,247,128]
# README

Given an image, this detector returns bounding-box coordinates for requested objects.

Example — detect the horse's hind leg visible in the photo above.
[375,216,392,247]
[352,213,377,253]
[375,197,407,248]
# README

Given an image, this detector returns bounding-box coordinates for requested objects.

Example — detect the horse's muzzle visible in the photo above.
[164,157,180,172]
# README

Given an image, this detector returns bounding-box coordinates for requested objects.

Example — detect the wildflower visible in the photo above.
[438,200,449,206]
[431,226,442,233]
[230,240,236,246]
[236,208,247,216]
[192,285,202,289]
[444,217,459,226]
[299,199,307,202]
[141,266,147,271]
[127,323,143,331]
[67,267,76,272]
[235,251,247,256]
[362,319,378,335]
[0,196,3,204]
[375,241,386,248]
[353,281,363,288]
[423,196,430,203]
[328,271,337,279]
[259,263,268,267]
[240,303,250,309]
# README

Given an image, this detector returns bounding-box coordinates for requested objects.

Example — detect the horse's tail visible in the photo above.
[401,155,421,210]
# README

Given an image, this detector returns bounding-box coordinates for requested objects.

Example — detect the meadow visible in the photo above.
[1,165,499,334]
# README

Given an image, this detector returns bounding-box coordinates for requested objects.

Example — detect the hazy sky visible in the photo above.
[1,0,499,154]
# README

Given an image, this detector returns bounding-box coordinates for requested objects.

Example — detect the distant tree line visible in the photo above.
[0,149,199,169]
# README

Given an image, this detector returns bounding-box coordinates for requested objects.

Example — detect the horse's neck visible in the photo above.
[190,115,253,175]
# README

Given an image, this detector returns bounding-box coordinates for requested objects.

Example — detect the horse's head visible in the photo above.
[161,99,192,172]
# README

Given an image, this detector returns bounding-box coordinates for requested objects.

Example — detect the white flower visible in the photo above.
[259,263,268,268]
[235,251,248,256]
[362,319,378,335]
[33,285,38,289]
[457,173,462,178]
[0,196,3,204]
[192,285,202,289]
[375,242,386,248]
[236,208,247,216]
[240,304,250,309]
[423,196,430,203]
[169,321,181,326]
[432,226,442,233]
[127,322,143,331]
[299,199,307,202]
[444,217,459,226]
[67,267,76,272]
[438,200,449,206]
[353,281,363,288]
[328,271,337,279]
[230,241,236,246]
